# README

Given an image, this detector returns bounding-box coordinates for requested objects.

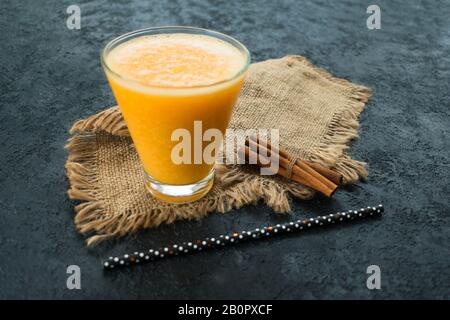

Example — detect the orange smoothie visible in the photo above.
[102,29,249,202]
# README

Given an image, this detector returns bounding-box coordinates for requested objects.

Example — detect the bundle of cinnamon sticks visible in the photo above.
[239,136,343,197]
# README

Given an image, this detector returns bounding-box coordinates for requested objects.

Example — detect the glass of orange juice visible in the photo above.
[101,27,250,203]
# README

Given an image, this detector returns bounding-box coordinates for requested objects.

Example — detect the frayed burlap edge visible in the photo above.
[284,56,371,183]
[65,135,300,245]
[65,55,372,245]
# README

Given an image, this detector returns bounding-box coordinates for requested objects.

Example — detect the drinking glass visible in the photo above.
[101,26,250,203]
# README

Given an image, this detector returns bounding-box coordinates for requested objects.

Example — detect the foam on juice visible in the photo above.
[106,33,247,88]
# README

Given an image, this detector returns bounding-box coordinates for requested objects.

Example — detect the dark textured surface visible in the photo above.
[0,0,449,299]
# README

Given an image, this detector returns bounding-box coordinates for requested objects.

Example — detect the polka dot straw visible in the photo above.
[103,204,384,270]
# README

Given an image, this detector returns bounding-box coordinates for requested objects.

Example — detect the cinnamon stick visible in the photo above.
[304,161,343,185]
[249,135,343,185]
[247,138,339,191]
[239,146,336,197]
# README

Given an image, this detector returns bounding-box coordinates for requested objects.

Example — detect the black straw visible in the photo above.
[103,204,384,269]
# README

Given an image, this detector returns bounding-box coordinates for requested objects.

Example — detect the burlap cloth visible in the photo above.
[66,56,372,245]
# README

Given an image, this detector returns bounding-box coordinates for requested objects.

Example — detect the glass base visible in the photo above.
[144,170,214,203]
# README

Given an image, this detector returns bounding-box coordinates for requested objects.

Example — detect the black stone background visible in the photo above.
[0,0,449,299]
